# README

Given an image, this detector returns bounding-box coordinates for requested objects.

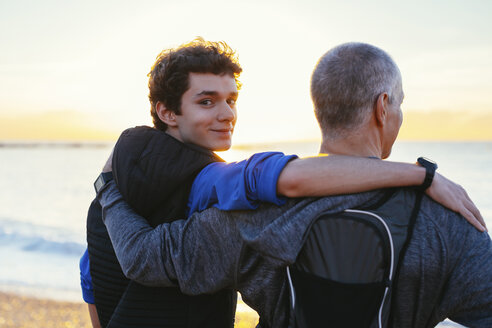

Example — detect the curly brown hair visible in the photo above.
[148,38,242,131]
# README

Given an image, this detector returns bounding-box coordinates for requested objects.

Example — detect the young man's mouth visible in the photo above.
[211,128,233,136]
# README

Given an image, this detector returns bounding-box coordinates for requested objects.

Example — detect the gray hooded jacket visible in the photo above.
[100,182,492,328]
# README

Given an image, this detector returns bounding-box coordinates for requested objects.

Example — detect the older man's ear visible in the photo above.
[374,92,391,127]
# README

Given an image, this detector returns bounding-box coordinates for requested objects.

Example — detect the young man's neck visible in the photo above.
[165,128,182,143]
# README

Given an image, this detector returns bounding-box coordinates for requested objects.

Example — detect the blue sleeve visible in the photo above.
[79,248,95,304]
[187,151,298,215]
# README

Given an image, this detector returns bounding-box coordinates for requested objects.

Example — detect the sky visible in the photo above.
[0,0,491,143]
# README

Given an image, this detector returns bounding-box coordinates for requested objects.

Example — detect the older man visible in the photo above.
[97,43,492,327]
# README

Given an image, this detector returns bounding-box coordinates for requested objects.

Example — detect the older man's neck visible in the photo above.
[319,131,383,159]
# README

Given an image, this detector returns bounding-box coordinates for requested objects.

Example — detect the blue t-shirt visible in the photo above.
[80,151,297,303]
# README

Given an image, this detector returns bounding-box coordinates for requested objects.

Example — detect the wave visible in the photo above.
[0,219,85,257]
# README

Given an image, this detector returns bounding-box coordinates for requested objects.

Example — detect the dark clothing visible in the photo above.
[112,126,223,226]
[87,126,236,328]
[100,182,492,328]
[81,149,296,303]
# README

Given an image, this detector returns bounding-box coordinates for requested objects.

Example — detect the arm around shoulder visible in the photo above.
[277,155,486,232]
[277,155,427,197]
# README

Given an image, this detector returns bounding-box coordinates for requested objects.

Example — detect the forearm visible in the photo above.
[277,155,486,231]
[88,304,101,328]
[277,155,425,197]
[98,181,178,286]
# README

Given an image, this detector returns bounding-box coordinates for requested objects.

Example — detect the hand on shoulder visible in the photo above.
[426,172,486,232]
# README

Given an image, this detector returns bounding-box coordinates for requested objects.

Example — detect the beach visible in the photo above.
[0,292,259,328]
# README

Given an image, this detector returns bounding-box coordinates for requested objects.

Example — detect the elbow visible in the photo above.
[277,158,312,198]
[120,251,146,281]
[118,239,168,287]
[122,251,156,285]
[112,234,151,283]
[122,262,139,280]
[277,172,303,198]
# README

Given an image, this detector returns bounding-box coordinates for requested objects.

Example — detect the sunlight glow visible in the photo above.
[0,0,491,142]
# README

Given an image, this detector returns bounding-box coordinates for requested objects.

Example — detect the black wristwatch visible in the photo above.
[94,171,113,193]
[417,157,438,190]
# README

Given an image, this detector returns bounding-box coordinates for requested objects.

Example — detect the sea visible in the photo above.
[0,140,490,327]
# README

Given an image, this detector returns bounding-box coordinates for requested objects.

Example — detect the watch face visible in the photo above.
[94,172,113,193]
[94,175,105,193]
[418,157,438,170]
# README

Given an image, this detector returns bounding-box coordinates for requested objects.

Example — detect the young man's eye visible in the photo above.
[227,99,236,106]
[200,99,213,106]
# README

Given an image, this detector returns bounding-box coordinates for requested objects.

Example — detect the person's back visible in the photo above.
[287,187,420,328]
[283,192,492,327]
[294,41,492,327]
[99,183,492,327]
[292,41,492,327]
[100,183,394,327]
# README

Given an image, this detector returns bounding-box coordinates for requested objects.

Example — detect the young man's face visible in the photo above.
[172,72,238,151]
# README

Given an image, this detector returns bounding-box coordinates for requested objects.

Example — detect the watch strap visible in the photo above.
[417,157,437,190]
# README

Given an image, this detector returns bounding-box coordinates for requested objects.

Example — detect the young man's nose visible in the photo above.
[217,101,236,122]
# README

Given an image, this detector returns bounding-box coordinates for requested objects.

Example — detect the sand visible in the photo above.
[0,291,259,328]
[0,292,92,328]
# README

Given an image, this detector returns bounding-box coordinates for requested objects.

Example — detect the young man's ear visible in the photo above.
[156,102,178,127]
[374,92,389,127]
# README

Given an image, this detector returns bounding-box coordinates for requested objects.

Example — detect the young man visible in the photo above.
[82,39,485,327]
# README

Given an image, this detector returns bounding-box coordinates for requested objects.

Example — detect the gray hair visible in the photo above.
[311,42,401,138]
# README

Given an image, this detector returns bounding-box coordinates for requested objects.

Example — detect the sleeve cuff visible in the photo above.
[79,249,95,304]
[257,153,298,204]
[81,286,95,304]
[97,180,123,212]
